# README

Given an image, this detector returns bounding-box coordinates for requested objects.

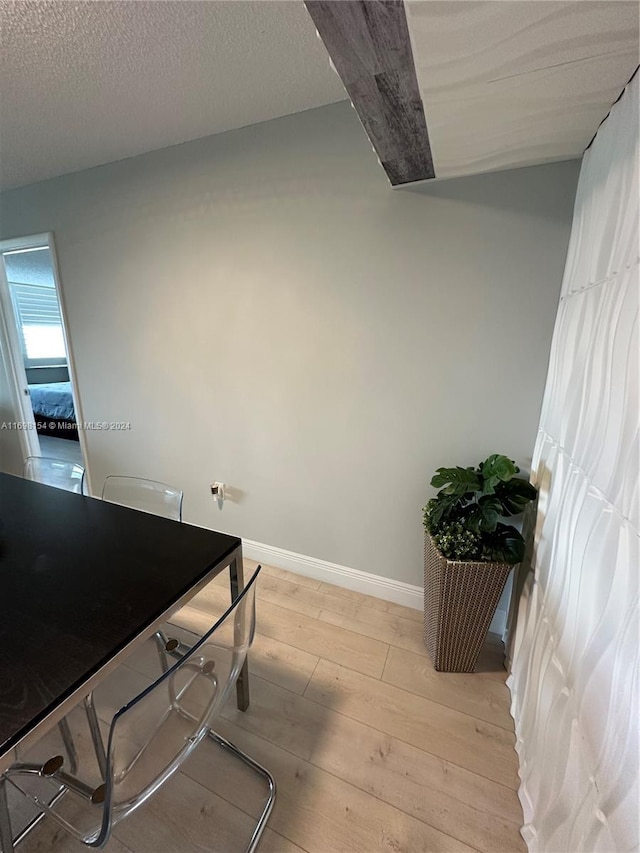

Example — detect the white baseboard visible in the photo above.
[242,537,508,634]
[242,538,423,610]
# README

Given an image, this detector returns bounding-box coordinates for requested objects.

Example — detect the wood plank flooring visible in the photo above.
[38,435,83,466]
[17,560,524,853]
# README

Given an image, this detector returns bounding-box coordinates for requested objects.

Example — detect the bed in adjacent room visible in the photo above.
[28,381,79,441]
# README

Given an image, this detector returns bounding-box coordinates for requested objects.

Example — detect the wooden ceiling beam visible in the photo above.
[305,0,434,185]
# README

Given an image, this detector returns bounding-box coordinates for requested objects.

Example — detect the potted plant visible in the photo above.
[422,454,537,672]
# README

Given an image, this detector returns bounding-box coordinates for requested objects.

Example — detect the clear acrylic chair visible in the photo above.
[24,456,85,494]
[4,565,274,852]
[101,476,183,521]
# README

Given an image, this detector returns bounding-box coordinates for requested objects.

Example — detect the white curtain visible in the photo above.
[508,73,639,853]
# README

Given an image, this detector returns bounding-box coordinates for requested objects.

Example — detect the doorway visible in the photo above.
[0,233,89,487]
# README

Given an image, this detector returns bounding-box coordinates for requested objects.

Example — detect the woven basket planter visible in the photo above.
[423,533,512,672]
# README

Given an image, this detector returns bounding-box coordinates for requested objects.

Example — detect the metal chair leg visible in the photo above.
[7,758,102,806]
[230,553,250,712]
[57,718,78,775]
[6,788,66,850]
[0,778,14,853]
[153,630,171,672]
[206,730,276,853]
[83,694,107,778]
[2,761,70,850]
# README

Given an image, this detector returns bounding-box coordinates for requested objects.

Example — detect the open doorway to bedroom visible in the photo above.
[0,234,87,483]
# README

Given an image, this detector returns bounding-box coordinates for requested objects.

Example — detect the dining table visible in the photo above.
[0,471,249,790]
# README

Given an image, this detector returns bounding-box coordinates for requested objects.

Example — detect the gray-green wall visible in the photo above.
[0,101,579,585]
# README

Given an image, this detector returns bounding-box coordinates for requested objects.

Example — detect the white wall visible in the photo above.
[509,75,639,851]
[0,102,579,586]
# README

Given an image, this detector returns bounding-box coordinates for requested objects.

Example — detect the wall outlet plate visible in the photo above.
[210,482,225,500]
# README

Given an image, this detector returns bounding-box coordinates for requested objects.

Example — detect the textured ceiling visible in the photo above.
[405,0,640,179]
[2,1,638,192]
[0,0,347,190]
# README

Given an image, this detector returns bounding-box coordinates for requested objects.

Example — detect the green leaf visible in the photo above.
[477,496,502,531]
[482,524,525,564]
[495,478,538,515]
[430,466,480,496]
[479,455,518,493]
[479,478,498,496]
[465,496,502,533]
[424,493,460,531]
[464,506,482,534]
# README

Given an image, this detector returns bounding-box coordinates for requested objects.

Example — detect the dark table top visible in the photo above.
[0,472,240,763]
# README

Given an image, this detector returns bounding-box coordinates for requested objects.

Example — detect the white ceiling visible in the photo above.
[0,0,347,191]
[406,0,639,179]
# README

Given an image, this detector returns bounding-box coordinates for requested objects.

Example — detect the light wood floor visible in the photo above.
[38,435,83,466]
[17,560,525,853]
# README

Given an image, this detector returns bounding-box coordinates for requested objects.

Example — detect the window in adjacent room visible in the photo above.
[5,247,67,368]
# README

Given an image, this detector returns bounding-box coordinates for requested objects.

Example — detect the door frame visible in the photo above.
[0,248,39,459]
[0,233,92,493]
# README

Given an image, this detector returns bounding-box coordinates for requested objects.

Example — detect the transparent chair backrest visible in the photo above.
[101,564,259,842]
[24,456,85,494]
[102,476,183,521]
[19,565,260,847]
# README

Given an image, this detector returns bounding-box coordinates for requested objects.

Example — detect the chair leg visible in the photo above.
[7,760,102,806]
[7,787,66,850]
[0,778,14,853]
[206,730,276,853]
[83,694,107,778]
[153,630,171,672]
[230,554,250,712]
[154,629,192,665]
[57,718,79,775]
